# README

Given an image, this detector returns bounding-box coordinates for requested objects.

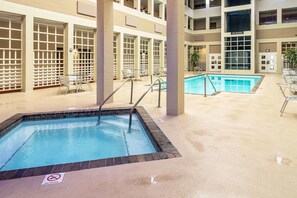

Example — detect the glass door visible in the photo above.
[209,53,222,72]
[259,52,277,73]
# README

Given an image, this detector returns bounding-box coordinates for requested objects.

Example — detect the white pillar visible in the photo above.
[65,22,74,75]
[22,14,34,92]
[205,44,210,72]
[160,3,165,20]
[277,8,282,24]
[206,0,210,8]
[167,0,185,115]
[119,0,124,5]
[148,38,154,75]
[119,32,124,79]
[206,17,210,30]
[135,35,141,73]
[184,44,188,71]
[148,0,154,16]
[277,41,282,73]
[160,40,165,68]
[134,0,141,11]
[97,0,114,105]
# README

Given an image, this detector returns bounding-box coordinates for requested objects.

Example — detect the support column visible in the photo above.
[277,8,282,24]
[119,0,124,5]
[135,35,141,72]
[65,22,74,75]
[167,0,185,115]
[119,32,124,79]
[97,0,114,105]
[159,3,165,19]
[206,0,210,8]
[148,38,154,75]
[185,15,188,29]
[205,44,210,72]
[22,14,34,92]
[277,41,282,73]
[206,17,210,30]
[148,0,154,16]
[160,40,165,68]
[184,44,188,71]
[134,0,140,11]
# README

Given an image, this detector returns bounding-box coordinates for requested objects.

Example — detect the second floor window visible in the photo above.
[259,10,277,25]
[282,7,297,23]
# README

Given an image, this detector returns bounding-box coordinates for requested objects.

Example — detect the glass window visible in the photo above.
[227,10,251,32]
[282,7,297,23]
[194,0,206,9]
[226,0,250,7]
[259,10,277,25]
[224,36,251,70]
[194,18,206,30]
[210,0,221,7]
[210,16,221,29]
[124,0,134,9]
[188,0,192,8]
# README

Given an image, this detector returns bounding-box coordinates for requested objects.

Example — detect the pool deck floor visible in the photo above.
[1,73,297,197]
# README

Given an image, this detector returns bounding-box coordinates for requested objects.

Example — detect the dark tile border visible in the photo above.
[0,107,180,181]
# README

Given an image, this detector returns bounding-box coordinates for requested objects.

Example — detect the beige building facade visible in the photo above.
[0,0,297,93]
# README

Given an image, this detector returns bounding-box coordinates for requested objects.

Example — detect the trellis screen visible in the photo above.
[73,28,95,82]
[0,15,22,92]
[33,22,64,88]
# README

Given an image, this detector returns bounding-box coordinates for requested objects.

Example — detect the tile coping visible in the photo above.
[151,74,264,95]
[0,106,181,181]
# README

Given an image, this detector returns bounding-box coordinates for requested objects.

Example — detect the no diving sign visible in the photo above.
[42,173,65,185]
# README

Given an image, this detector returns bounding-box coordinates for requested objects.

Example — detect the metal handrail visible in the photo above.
[128,79,162,132]
[97,78,134,125]
[150,75,165,91]
[203,74,217,97]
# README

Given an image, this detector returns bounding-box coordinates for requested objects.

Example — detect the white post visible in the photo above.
[148,38,154,75]
[119,32,124,79]
[22,14,34,92]
[167,0,185,115]
[148,0,154,16]
[97,0,114,105]
[65,22,74,75]
[135,35,141,77]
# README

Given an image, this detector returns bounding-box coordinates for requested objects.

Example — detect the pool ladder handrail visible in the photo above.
[97,78,134,125]
[203,73,217,97]
[128,78,162,132]
[150,74,166,91]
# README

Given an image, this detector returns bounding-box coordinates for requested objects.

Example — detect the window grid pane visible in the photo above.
[73,28,95,82]
[33,22,64,88]
[0,16,22,92]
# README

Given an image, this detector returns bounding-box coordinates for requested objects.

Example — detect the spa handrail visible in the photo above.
[128,79,162,132]
[97,78,134,125]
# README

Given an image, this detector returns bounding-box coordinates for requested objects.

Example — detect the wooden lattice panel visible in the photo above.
[33,22,64,88]
[140,38,149,75]
[153,40,161,74]
[113,33,118,79]
[73,28,95,82]
[123,35,135,71]
[0,16,22,92]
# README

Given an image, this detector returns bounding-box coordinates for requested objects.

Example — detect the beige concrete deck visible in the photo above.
[1,73,297,197]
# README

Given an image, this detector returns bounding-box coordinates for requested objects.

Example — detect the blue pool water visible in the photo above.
[160,74,261,95]
[0,115,157,171]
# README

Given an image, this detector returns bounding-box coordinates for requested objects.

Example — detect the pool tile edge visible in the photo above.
[0,107,181,181]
